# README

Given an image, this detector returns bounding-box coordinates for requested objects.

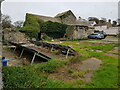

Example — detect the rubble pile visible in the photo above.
[3,28,29,43]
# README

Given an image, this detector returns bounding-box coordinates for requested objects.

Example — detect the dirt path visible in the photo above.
[2,49,24,66]
[71,58,102,71]
[48,58,102,83]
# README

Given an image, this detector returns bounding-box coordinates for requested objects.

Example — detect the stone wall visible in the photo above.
[61,13,76,25]
[55,11,76,25]
[94,26,119,35]
[66,25,93,40]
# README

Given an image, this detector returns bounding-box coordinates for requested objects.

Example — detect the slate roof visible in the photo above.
[69,20,91,27]
[27,13,60,23]
[55,10,76,19]
[27,10,91,27]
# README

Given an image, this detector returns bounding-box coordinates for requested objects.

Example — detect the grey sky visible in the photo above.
[2,2,118,23]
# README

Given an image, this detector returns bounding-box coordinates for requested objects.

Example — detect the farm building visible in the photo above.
[24,10,94,40]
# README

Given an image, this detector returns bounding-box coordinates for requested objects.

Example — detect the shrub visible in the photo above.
[67,69,73,73]
[42,21,68,39]
[19,14,44,39]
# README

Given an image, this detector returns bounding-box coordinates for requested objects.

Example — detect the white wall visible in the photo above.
[94,26,119,35]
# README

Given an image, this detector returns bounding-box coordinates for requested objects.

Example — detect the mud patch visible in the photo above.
[105,46,119,58]
[88,50,103,52]
[105,53,118,58]
[74,58,102,71]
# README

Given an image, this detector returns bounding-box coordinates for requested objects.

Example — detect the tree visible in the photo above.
[101,18,107,22]
[108,19,111,23]
[2,14,12,29]
[14,20,23,28]
[117,18,120,26]
[112,21,117,27]
[88,17,99,24]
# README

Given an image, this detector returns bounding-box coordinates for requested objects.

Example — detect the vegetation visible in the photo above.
[3,66,42,88]
[19,14,67,39]
[2,15,12,29]
[3,39,118,88]
[19,14,44,39]
[42,21,67,39]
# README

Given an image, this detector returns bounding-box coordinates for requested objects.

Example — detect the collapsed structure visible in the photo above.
[26,10,94,40]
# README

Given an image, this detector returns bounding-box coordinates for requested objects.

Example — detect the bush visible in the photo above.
[67,69,73,73]
[43,21,68,38]
[19,14,44,39]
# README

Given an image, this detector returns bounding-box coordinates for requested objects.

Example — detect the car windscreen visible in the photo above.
[91,33,99,35]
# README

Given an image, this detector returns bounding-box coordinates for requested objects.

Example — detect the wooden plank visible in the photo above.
[66,49,70,59]
[13,46,17,52]
[19,49,24,58]
[31,53,36,65]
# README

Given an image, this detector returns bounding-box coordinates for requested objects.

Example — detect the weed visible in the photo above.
[67,69,73,73]
[71,71,89,78]
[33,59,67,73]
[69,79,85,86]
[69,53,81,63]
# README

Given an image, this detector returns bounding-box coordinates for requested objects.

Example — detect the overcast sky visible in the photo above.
[2,0,119,23]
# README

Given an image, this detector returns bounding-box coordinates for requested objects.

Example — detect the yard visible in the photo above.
[2,36,119,88]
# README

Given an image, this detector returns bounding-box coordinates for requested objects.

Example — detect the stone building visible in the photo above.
[66,21,93,40]
[26,10,93,40]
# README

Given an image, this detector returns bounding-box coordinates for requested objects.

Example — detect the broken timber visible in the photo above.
[29,40,77,56]
[8,41,51,62]
[7,41,77,64]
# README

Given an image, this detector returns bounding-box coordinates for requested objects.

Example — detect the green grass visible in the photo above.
[71,71,89,78]
[32,59,67,73]
[3,66,44,88]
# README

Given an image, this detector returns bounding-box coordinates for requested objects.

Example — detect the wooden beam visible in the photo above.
[51,47,53,52]
[66,49,70,59]
[31,53,36,65]
[19,49,24,58]
[13,46,17,52]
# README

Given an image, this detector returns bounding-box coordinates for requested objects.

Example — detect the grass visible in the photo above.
[29,59,68,73]
[71,71,90,78]
[82,52,118,88]
[3,39,118,88]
